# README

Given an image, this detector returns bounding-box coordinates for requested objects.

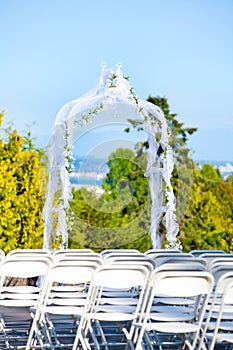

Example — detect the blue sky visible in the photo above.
[1,0,233,161]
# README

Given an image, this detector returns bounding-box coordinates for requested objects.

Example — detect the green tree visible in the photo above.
[147,96,197,149]
[146,97,197,225]
[0,111,44,253]
[180,164,233,252]
[226,175,233,185]
[199,163,221,182]
[69,147,152,251]
[102,148,149,208]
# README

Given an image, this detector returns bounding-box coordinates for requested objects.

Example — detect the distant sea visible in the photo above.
[197,160,232,166]
[70,160,233,188]
[70,175,103,187]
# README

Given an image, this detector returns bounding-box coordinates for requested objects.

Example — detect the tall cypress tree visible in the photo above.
[0,111,44,253]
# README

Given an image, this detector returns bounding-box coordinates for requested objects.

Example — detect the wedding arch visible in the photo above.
[42,64,179,250]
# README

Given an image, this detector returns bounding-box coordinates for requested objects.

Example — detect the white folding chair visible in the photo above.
[72,263,150,350]
[198,271,233,350]
[25,259,100,350]
[134,270,214,350]
[140,261,208,340]
[0,256,51,349]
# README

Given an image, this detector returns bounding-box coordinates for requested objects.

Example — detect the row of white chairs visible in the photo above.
[0,248,232,349]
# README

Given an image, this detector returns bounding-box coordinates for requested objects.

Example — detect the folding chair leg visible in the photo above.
[72,326,92,350]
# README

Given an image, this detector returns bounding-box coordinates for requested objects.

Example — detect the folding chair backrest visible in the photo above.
[144,249,182,257]
[0,256,51,280]
[149,253,193,266]
[91,264,149,289]
[211,268,233,291]
[155,262,206,272]
[100,249,140,257]
[223,280,233,304]
[103,252,145,261]
[103,252,145,262]
[52,248,94,258]
[209,257,233,271]
[0,256,52,312]
[55,254,103,266]
[150,270,214,297]
[7,249,51,257]
[160,256,207,268]
[105,257,156,271]
[199,253,233,270]
[190,249,226,257]
[45,260,99,285]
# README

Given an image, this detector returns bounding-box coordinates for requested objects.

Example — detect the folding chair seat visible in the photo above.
[0,256,52,349]
[72,263,150,350]
[198,270,233,350]
[25,259,100,350]
[133,270,214,350]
